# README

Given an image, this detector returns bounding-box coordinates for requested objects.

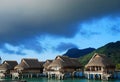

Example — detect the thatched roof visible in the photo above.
[0,60,18,70]
[14,58,42,70]
[0,64,8,70]
[47,56,82,69]
[85,53,115,67]
[14,61,28,70]
[39,61,45,68]
[70,58,82,68]
[3,61,18,69]
[43,60,53,68]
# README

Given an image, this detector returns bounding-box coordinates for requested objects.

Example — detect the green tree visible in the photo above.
[116,64,120,70]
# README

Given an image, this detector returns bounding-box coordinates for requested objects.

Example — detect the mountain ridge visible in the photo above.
[63,47,95,58]
[79,41,120,66]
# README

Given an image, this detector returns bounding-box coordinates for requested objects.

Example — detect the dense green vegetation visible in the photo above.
[116,64,120,70]
[79,41,120,66]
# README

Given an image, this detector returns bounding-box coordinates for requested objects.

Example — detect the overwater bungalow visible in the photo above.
[43,60,53,75]
[46,56,82,79]
[13,58,43,79]
[84,53,115,80]
[0,60,18,78]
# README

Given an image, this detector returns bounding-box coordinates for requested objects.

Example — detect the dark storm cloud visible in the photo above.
[56,42,78,52]
[0,0,120,44]
[21,39,43,53]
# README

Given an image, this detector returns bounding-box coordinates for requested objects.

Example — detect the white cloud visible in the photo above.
[4,43,21,52]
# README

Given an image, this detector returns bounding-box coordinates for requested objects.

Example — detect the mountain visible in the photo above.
[63,48,95,58]
[79,41,120,66]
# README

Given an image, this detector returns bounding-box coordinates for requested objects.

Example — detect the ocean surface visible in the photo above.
[0,78,120,82]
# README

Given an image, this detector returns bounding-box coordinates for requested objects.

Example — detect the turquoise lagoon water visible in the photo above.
[1,78,120,82]
[25,78,120,82]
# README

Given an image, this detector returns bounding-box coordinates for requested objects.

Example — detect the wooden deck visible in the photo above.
[84,71,103,74]
[84,71,112,80]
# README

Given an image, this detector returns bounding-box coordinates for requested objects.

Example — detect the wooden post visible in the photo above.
[98,67,100,71]
[95,67,97,71]
[58,74,60,79]
[55,74,57,79]
[72,72,75,78]
[37,73,39,78]
[48,74,50,79]
[99,74,101,79]
[12,75,15,80]
[88,74,90,79]
[61,74,64,80]
[22,74,24,79]
[93,74,95,79]
[28,74,29,78]
[31,74,33,78]
[90,67,92,71]
[101,67,104,72]
[50,74,52,78]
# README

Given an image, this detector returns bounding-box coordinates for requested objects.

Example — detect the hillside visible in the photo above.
[63,48,95,58]
[79,41,120,66]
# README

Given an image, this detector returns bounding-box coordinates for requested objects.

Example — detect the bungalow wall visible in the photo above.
[61,68,75,73]
[21,69,42,73]
[0,70,6,73]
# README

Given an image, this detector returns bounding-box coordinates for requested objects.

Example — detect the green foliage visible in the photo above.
[79,41,120,67]
[79,52,94,66]
[116,64,120,70]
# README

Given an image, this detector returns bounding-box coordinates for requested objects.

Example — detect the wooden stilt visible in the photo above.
[93,74,95,79]
[37,74,39,78]
[48,73,50,79]
[72,72,75,78]
[58,74,60,79]
[22,75,23,79]
[99,74,101,79]
[28,74,29,78]
[31,74,33,78]
[61,74,64,80]
[55,74,57,79]
[88,74,90,79]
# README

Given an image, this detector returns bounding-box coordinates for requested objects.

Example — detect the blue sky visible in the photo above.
[0,0,120,63]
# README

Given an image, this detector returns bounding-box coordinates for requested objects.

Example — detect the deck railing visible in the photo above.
[84,71,103,74]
